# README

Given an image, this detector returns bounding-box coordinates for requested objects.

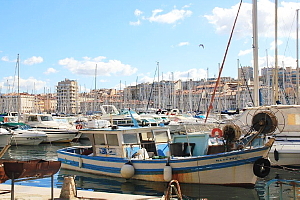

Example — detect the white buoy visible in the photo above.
[163,163,172,182]
[121,162,135,179]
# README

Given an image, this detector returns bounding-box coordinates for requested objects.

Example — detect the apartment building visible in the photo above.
[56,78,79,115]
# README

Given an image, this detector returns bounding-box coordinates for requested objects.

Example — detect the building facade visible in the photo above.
[56,78,79,115]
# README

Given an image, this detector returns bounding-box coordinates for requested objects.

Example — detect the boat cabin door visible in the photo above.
[139,132,157,157]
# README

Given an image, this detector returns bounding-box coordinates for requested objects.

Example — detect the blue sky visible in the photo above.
[1,0,300,94]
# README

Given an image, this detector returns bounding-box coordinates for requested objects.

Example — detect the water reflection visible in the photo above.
[58,168,259,200]
[1,142,300,199]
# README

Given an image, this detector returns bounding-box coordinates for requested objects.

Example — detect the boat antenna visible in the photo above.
[205,0,243,123]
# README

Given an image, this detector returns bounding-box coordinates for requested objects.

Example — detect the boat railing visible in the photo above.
[265,179,300,200]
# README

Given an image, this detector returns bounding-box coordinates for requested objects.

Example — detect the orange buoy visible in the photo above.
[211,128,223,137]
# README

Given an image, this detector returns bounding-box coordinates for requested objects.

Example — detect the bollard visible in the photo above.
[59,176,77,199]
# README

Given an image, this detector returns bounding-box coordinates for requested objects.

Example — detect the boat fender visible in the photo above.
[120,161,135,179]
[274,148,279,161]
[163,162,172,182]
[211,128,223,137]
[253,158,271,178]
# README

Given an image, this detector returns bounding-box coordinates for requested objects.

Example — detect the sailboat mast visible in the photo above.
[252,0,259,107]
[17,54,20,122]
[157,61,160,109]
[274,0,279,104]
[94,64,97,113]
[297,9,299,104]
[237,59,240,109]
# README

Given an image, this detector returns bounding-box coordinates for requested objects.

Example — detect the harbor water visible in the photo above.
[1,140,300,200]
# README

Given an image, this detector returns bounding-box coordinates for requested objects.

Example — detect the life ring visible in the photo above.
[253,158,271,178]
[76,124,83,129]
[211,128,223,137]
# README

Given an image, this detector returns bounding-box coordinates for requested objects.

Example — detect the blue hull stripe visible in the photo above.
[58,148,266,176]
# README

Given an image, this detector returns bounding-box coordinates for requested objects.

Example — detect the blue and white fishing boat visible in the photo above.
[57,112,275,186]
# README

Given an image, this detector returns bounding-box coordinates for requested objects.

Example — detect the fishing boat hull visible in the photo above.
[57,145,270,186]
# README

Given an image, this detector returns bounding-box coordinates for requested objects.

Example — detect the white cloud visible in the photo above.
[270,40,283,50]
[257,54,296,69]
[148,8,192,24]
[204,0,300,39]
[238,49,252,56]
[58,56,138,77]
[44,68,58,75]
[2,76,46,92]
[1,56,10,62]
[178,42,189,46]
[131,6,192,25]
[137,68,207,85]
[134,9,143,16]
[129,20,141,26]
[23,56,43,65]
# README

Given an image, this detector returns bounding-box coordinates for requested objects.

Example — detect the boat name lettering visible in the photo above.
[216,156,241,162]
[99,148,116,155]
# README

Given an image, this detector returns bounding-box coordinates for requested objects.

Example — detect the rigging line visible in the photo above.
[240,64,254,106]
[282,10,297,56]
[204,0,243,123]
[196,86,205,113]
[146,64,158,111]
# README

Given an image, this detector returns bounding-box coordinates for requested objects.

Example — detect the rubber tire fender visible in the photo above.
[253,158,271,178]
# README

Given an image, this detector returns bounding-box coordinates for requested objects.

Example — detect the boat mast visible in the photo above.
[157,61,160,109]
[297,9,299,104]
[237,59,240,110]
[204,0,242,123]
[94,64,97,113]
[274,0,279,104]
[17,54,20,122]
[252,0,259,107]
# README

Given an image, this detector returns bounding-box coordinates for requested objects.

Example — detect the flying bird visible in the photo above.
[199,44,204,48]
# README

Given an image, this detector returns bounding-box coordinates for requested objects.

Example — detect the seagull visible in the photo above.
[199,44,204,48]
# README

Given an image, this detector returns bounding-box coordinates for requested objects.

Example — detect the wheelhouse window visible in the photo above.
[154,131,169,143]
[28,116,38,122]
[94,134,105,145]
[106,134,119,146]
[123,133,138,144]
[140,132,154,141]
[41,115,53,121]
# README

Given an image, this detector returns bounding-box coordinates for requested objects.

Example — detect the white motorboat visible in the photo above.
[22,113,79,143]
[1,123,47,146]
[0,128,12,147]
